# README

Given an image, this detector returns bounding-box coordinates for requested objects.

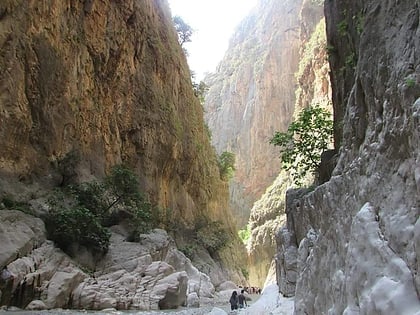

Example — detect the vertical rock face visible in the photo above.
[245,0,327,287]
[0,0,232,236]
[278,0,420,313]
[204,0,304,226]
[0,0,245,286]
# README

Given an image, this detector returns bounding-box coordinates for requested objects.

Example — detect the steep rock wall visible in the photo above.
[277,0,420,313]
[0,0,245,283]
[204,0,304,226]
[246,0,328,287]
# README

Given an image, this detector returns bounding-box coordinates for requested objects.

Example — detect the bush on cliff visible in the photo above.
[196,220,229,256]
[45,164,153,255]
[270,104,333,186]
[45,206,111,255]
[217,151,236,181]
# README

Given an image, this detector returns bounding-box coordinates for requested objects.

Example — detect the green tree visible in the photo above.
[218,151,236,181]
[105,164,143,209]
[104,164,152,238]
[238,224,251,244]
[193,80,209,104]
[45,165,153,255]
[45,206,111,255]
[270,105,333,185]
[173,15,193,47]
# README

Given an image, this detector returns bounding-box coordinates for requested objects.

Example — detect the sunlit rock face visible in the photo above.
[280,0,420,313]
[244,0,327,287]
[0,0,246,283]
[204,0,305,227]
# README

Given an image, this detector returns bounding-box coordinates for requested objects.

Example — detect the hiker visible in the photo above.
[229,290,239,310]
[238,289,248,308]
[0,266,15,307]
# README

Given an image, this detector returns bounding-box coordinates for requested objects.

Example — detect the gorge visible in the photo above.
[0,0,419,314]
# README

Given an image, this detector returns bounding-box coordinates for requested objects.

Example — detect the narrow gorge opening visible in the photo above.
[1,0,418,314]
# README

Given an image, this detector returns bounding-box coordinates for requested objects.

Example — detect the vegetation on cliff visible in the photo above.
[45,165,154,256]
[270,105,333,185]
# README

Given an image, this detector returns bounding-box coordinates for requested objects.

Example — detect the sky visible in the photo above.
[167,0,258,81]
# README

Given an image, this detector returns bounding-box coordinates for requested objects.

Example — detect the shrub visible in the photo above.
[45,206,110,255]
[179,244,196,260]
[238,224,251,244]
[270,105,333,186]
[71,182,107,218]
[218,151,236,181]
[337,20,348,36]
[196,220,229,254]
[1,196,32,214]
[105,165,153,239]
[46,164,153,254]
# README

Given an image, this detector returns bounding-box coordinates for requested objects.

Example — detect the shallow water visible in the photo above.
[0,304,233,315]
[0,294,259,315]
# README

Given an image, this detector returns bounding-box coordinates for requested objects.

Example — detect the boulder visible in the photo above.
[0,210,46,267]
[44,270,86,309]
[25,299,47,310]
[151,271,188,309]
[186,292,200,307]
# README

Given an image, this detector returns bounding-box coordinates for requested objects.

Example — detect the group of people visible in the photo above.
[229,289,248,310]
[245,286,261,294]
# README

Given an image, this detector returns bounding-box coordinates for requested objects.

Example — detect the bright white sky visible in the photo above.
[167,0,258,81]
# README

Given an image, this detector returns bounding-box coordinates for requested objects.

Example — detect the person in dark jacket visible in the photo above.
[238,289,248,308]
[229,290,239,310]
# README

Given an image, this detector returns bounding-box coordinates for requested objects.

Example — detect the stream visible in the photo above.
[0,294,262,315]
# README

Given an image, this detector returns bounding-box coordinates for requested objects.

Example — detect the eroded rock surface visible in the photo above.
[276,0,420,313]
[0,211,225,311]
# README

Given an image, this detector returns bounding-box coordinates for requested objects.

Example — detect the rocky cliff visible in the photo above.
[0,0,234,234]
[204,0,305,226]
[277,0,420,313]
[244,0,328,288]
[0,0,246,310]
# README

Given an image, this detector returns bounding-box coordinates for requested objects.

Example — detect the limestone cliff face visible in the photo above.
[277,0,420,313]
[246,0,327,288]
[204,0,304,226]
[0,0,244,283]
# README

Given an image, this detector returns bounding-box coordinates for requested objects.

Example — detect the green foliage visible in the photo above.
[217,151,236,181]
[406,77,416,88]
[339,52,357,75]
[353,12,364,34]
[204,123,212,140]
[179,244,197,260]
[45,164,153,255]
[326,44,336,54]
[106,164,141,205]
[238,224,251,244]
[345,52,356,68]
[337,20,348,36]
[193,80,209,104]
[196,220,229,254]
[45,206,110,255]
[270,105,333,186]
[71,182,107,218]
[1,196,32,214]
[173,15,193,47]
